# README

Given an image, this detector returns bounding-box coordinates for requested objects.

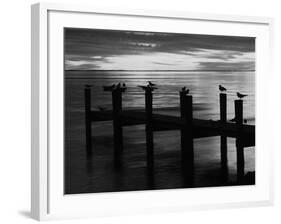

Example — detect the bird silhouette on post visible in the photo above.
[181,86,190,95]
[237,92,248,99]
[219,85,227,92]
[148,81,156,87]
[138,84,157,91]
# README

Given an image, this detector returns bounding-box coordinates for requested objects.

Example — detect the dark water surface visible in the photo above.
[64,70,255,194]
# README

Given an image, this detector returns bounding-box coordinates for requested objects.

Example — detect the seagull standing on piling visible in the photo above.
[237,92,248,99]
[148,81,156,87]
[181,86,190,95]
[219,85,227,92]
[138,84,157,91]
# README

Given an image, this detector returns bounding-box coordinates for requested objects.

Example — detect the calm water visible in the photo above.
[64,70,255,194]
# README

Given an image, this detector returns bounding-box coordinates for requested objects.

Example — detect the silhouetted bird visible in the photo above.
[138,85,157,91]
[122,83,126,88]
[85,84,92,88]
[181,86,190,95]
[237,92,248,99]
[219,85,227,92]
[148,81,156,86]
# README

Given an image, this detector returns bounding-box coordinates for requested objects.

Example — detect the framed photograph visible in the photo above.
[31,2,274,221]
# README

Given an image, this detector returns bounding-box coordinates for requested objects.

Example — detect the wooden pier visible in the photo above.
[84,85,255,184]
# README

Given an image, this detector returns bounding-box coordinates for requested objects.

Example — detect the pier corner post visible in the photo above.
[145,89,154,172]
[112,88,123,168]
[235,99,245,183]
[220,93,228,181]
[180,92,194,184]
[84,86,92,156]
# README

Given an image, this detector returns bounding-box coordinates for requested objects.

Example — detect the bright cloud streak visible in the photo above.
[64,28,255,71]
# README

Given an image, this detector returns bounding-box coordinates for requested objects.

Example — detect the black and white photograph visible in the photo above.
[64,28,255,194]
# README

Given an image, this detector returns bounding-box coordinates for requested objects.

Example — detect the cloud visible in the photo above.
[64,28,255,70]
[198,61,255,71]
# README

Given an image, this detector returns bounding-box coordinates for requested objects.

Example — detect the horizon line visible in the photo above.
[65,69,255,72]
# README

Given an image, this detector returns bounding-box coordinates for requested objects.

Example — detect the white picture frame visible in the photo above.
[31,2,274,221]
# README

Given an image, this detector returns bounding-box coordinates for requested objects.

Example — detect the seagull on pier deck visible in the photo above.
[219,85,227,92]
[237,92,248,99]
[148,81,156,87]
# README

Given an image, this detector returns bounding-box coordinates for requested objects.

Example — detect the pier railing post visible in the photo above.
[180,91,194,184]
[112,88,123,168]
[220,93,228,181]
[235,99,244,183]
[84,86,92,156]
[145,89,154,172]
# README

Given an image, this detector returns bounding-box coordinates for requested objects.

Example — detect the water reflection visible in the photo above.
[64,70,255,194]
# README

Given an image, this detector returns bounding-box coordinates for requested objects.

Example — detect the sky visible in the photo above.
[64,28,255,71]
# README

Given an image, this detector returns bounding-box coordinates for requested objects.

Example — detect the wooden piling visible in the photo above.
[84,87,92,156]
[235,99,245,182]
[220,93,228,181]
[179,91,186,169]
[112,88,123,168]
[145,89,154,171]
[180,92,194,183]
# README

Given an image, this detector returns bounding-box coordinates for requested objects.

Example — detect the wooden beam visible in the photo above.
[180,92,194,185]
[84,87,92,156]
[145,89,154,171]
[235,99,245,182]
[220,93,228,181]
[112,89,123,168]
